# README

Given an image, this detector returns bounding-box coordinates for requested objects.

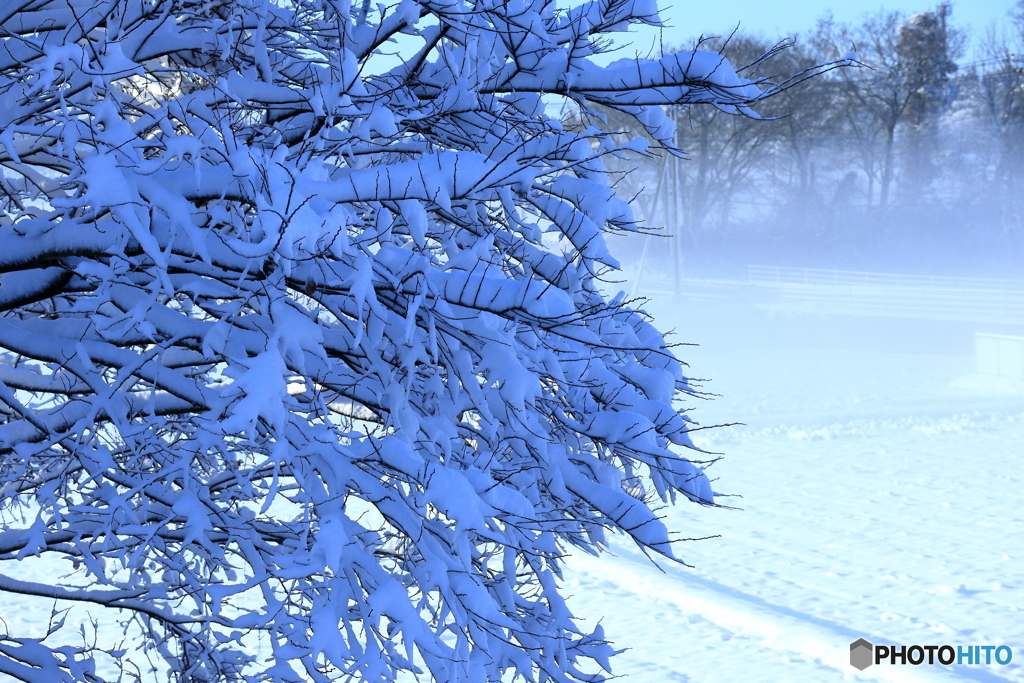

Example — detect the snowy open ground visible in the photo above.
[561,295,1024,682]
[2,297,1022,683]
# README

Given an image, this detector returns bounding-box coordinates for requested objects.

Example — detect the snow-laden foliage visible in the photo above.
[0,1,771,681]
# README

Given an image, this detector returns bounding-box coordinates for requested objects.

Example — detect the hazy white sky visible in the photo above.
[612,0,1016,58]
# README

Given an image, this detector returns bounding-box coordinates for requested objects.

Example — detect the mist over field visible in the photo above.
[598,2,1024,282]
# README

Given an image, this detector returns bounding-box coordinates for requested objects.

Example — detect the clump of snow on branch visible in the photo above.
[0,0,775,681]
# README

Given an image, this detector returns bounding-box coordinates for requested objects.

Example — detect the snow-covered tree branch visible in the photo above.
[0,0,802,681]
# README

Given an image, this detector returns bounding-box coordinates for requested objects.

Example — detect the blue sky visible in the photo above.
[611,0,1016,58]
[660,0,1013,37]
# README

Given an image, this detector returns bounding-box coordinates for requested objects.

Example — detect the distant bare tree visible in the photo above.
[973,11,1024,240]
[895,3,961,196]
[815,5,959,207]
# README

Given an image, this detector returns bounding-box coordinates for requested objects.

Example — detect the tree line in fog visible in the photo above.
[597,1,1024,277]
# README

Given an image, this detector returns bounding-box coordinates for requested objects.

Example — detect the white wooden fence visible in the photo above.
[747,265,1024,325]
[620,265,1024,325]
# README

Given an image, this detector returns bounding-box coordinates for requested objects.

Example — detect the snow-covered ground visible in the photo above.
[563,296,1024,682]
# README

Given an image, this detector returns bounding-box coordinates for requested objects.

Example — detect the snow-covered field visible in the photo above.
[562,296,1024,682]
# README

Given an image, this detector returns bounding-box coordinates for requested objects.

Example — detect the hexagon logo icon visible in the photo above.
[850,638,873,670]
